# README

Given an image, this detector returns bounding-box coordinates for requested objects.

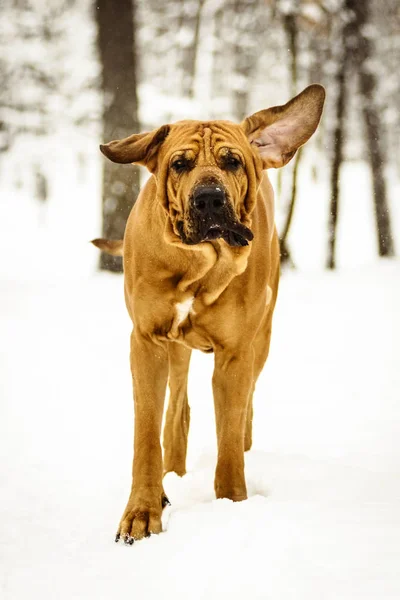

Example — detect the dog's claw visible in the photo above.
[115,532,120,543]
[123,534,134,545]
[162,495,171,508]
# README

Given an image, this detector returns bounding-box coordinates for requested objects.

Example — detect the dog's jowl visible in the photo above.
[92,84,325,543]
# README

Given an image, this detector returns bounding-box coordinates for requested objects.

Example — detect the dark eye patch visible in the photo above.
[221,152,243,172]
[171,157,193,173]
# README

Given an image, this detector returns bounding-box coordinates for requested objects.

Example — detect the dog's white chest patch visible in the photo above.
[175,296,195,325]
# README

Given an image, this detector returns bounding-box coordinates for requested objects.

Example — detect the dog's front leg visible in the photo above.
[117,331,169,543]
[212,348,254,501]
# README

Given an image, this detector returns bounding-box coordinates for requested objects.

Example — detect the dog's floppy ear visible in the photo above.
[100,125,170,172]
[241,84,325,169]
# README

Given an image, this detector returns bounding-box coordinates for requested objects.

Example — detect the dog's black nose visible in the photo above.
[193,186,225,215]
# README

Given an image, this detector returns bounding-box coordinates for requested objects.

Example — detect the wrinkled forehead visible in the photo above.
[161,120,249,158]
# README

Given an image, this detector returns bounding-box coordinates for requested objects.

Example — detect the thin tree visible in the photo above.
[178,0,205,98]
[210,7,225,103]
[96,0,140,272]
[279,9,299,267]
[327,8,350,269]
[231,0,262,122]
[347,0,395,257]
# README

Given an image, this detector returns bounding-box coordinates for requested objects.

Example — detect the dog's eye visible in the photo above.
[223,156,242,171]
[171,158,190,173]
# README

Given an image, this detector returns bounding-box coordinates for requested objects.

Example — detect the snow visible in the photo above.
[1,256,400,598]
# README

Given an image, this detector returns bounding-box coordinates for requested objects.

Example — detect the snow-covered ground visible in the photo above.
[1,257,400,599]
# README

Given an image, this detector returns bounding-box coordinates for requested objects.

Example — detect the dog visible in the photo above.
[92,84,325,543]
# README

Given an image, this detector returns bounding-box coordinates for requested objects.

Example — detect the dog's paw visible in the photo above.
[115,490,170,544]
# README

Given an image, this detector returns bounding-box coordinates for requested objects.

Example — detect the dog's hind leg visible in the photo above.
[163,343,192,476]
[245,398,254,452]
[245,309,274,452]
[245,250,279,451]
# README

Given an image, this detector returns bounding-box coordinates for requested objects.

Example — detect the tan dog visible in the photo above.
[93,84,325,543]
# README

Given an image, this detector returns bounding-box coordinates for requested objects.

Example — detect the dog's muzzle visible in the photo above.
[178,184,254,247]
[192,185,226,218]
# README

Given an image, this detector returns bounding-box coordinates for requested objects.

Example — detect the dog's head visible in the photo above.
[100,85,325,248]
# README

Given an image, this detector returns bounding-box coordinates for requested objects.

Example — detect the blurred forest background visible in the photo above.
[0,0,399,274]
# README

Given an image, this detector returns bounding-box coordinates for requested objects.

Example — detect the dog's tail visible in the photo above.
[91,238,123,257]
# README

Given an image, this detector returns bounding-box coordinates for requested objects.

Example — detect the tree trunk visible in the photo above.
[284,12,297,98]
[361,85,395,256]
[280,149,301,268]
[179,0,204,98]
[96,0,140,272]
[231,0,260,121]
[347,0,395,257]
[279,11,298,267]
[327,52,347,270]
[211,8,225,100]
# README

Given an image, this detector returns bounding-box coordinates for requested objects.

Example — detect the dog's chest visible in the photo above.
[162,291,217,351]
[153,242,252,350]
